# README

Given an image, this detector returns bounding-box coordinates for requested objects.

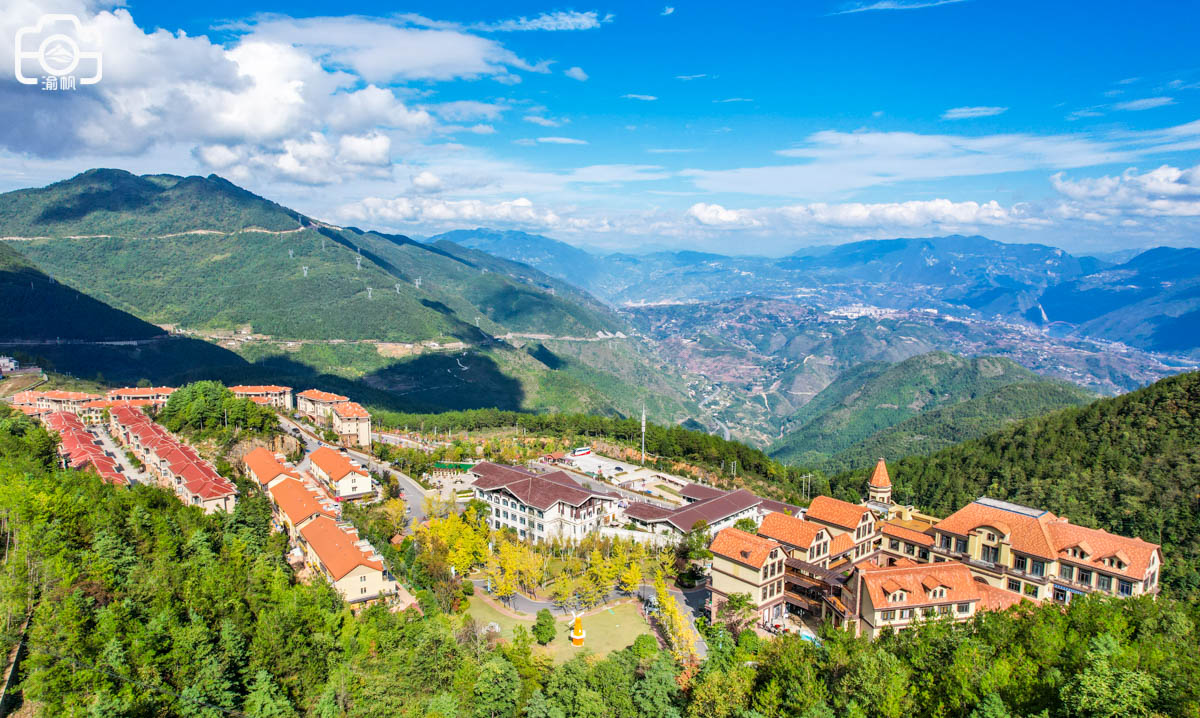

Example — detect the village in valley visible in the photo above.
[0,353,1164,662]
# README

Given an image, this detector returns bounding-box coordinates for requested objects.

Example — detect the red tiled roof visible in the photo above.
[1046,518,1160,580]
[880,521,935,546]
[805,495,872,531]
[710,527,781,569]
[300,516,384,580]
[243,447,293,486]
[310,446,368,482]
[106,387,175,399]
[828,532,855,557]
[757,511,827,550]
[869,458,891,488]
[39,390,101,401]
[976,581,1027,612]
[297,389,348,403]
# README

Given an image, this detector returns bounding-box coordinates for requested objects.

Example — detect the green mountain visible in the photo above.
[768,352,1085,466]
[0,169,697,422]
[833,370,1200,591]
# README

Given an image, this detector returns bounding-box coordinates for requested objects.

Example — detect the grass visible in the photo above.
[462,596,653,663]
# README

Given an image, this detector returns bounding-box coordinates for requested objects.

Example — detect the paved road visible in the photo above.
[278,415,429,529]
[90,424,152,486]
[470,578,710,658]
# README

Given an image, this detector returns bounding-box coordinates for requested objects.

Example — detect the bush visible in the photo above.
[533,608,556,645]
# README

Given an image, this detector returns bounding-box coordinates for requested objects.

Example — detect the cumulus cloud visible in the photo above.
[941,106,1008,119]
[1052,163,1200,219]
[687,198,1040,231]
[687,203,761,227]
[340,195,564,228]
[564,66,589,81]
[623,94,658,101]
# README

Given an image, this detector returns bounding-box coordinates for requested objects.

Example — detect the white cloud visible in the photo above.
[834,0,969,13]
[687,203,761,227]
[564,66,589,81]
[941,106,1008,119]
[1114,96,1175,111]
[662,7,676,15]
[623,94,658,101]
[676,74,708,81]
[411,170,444,193]
[647,148,696,154]
[340,195,564,228]
[681,127,1157,198]
[524,116,563,127]
[714,98,754,103]
[537,137,588,145]
[1052,163,1200,219]
[687,198,1039,231]
[479,11,606,32]
[428,100,508,122]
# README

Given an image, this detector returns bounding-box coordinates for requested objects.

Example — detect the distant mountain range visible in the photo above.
[434,227,1200,356]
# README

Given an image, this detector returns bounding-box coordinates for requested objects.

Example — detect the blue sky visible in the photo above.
[1,0,1198,255]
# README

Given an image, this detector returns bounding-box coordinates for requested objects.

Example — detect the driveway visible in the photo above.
[90,424,151,486]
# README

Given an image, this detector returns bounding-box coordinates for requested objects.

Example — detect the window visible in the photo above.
[982,545,999,563]
[986,532,996,541]
[1023,583,1039,598]
[905,543,916,556]
[881,610,896,621]
[1075,569,1092,585]
[1097,574,1112,592]
[361,587,367,594]
[940,535,953,550]
[360,575,366,582]
[1007,579,1021,592]
[956,602,970,614]
[1060,564,1074,581]
[1014,555,1028,572]
[937,605,950,615]
[889,539,901,551]
[1118,580,1133,597]
[1030,560,1045,577]
[955,538,968,553]
[919,549,930,561]
[900,609,912,620]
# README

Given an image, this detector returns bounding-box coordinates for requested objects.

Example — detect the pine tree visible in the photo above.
[243,670,297,718]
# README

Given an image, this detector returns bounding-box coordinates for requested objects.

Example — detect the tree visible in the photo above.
[1060,634,1159,718]
[474,657,520,718]
[533,608,557,645]
[619,560,644,596]
[243,670,297,718]
[716,592,758,635]
[524,689,566,718]
[633,655,682,718]
[681,521,712,561]
[380,498,407,538]
[733,518,758,533]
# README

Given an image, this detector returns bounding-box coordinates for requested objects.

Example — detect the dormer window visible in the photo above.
[928,587,946,599]
[889,591,906,603]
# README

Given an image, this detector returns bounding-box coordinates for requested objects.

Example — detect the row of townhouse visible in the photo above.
[295,389,372,448]
[707,458,1163,636]
[228,385,294,410]
[41,411,128,486]
[243,447,395,604]
[13,387,174,421]
[109,406,238,513]
[308,446,374,501]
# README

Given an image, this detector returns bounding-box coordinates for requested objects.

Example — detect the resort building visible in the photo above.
[296,389,350,421]
[708,527,788,624]
[309,446,374,501]
[229,385,294,410]
[298,515,395,605]
[108,406,237,513]
[470,461,619,541]
[42,411,127,486]
[31,390,102,414]
[803,495,878,561]
[243,446,300,490]
[267,476,340,542]
[624,489,764,539]
[931,497,1163,603]
[106,386,176,404]
[330,401,371,447]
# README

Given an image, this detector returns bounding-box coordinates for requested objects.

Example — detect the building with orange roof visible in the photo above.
[757,511,833,567]
[267,476,340,541]
[42,411,129,487]
[106,386,176,404]
[804,495,877,561]
[330,401,371,447]
[308,446,374,501]
[931,497,1162,603]
[29,390,102,414]
[229,385,293,410]
[76,398,157,424]
[299,515,395,605]
[879,521,935,564]
[854,560,987,637]
[296,389,350,421]
[867,457,893,506]
[708,527,788,625]
[243,446,298,490]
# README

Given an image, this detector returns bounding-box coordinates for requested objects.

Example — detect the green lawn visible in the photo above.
[462,597,653,663]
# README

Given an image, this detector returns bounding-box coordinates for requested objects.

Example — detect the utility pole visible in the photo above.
[640,403,646,466]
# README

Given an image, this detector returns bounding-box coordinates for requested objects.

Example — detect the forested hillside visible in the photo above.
[769,352,1088,468]
[837,371,1200,592]
[1,405,1199,716]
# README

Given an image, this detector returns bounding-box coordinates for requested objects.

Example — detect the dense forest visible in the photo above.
[1,404,1199,716]
[157,381,280,441]
[833,371,1200,593]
